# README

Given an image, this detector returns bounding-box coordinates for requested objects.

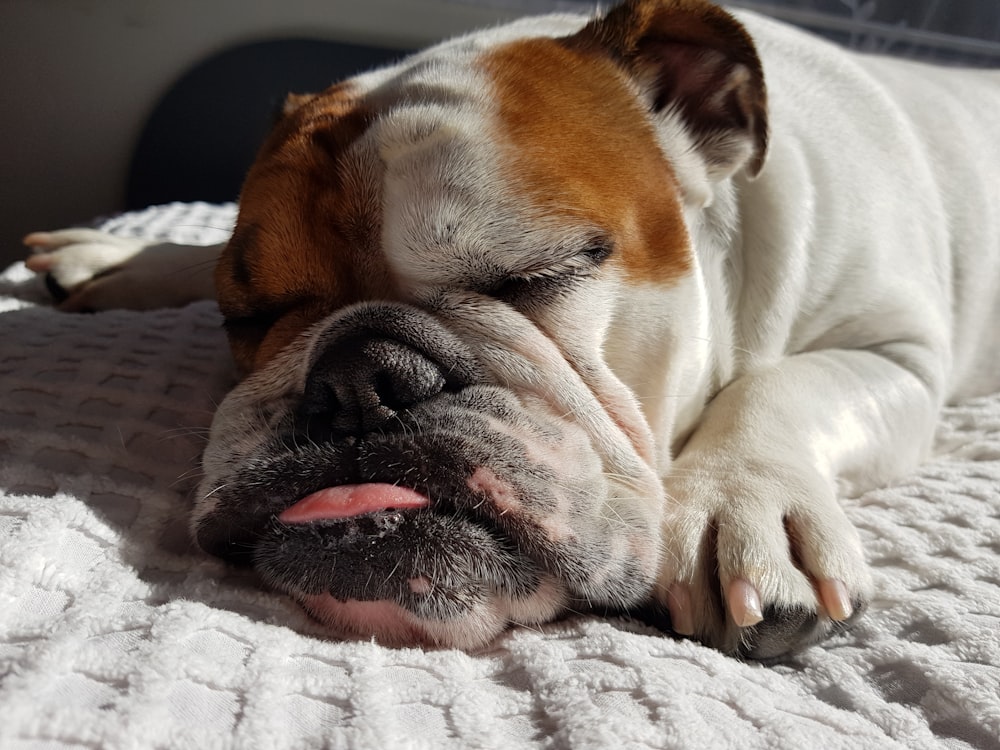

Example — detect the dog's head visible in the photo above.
[195,0,767,648]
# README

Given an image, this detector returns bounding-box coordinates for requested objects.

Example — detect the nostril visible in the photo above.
[295,380,348,443]
[300,379,342,419]
[374,370,406,411]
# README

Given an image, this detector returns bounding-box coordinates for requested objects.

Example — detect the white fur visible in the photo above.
[28,6,1000,653]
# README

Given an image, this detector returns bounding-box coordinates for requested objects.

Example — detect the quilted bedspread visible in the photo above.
[1,203,998,749]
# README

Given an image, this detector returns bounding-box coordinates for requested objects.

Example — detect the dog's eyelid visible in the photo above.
[222,313,277,335]
[221,305,289,333]
[220,293,310,329]
[517,237,613,279]
[579,239,613,265]
[487,241,612,299]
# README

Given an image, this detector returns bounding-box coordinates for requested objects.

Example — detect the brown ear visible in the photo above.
[280,92,317,118]
[570,0,768,179]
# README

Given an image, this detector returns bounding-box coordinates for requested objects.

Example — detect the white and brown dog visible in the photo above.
[24,0,1000,659]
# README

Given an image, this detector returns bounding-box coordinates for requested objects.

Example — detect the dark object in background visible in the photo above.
[126,3,1000,211]
[126,38,408,210]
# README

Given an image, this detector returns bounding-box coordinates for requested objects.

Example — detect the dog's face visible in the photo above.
[195,0,767,648]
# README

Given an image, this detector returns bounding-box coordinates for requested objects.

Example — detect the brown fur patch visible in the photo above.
[216,84,393,371]
[574,0,768,177]
[480,37,691,285]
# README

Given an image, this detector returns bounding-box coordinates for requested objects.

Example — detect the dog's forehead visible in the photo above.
[368,33,692,290]
[220,26,692,368]
[480,36,691,285]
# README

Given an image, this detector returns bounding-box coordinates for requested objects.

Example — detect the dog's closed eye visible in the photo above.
[487,241,613,301]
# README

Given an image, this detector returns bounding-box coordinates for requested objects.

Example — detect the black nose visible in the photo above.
[299,335,449,436]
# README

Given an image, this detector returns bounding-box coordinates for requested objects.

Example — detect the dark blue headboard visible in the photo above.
[126,38,408,210]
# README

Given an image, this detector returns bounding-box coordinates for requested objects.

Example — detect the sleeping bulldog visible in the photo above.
[24,0,1000,659]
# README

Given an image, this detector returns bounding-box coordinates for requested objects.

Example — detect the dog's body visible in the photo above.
[26,1,1000,658]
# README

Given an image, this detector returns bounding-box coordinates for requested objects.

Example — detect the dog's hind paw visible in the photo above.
[24,229,217,311]
[24,229,149,310]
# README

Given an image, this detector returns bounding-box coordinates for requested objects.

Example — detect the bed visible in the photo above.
[2,200,998,748]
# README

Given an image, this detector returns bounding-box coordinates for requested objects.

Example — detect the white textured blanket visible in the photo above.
[1,203,998,749]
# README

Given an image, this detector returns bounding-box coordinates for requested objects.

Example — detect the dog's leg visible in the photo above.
[24,229,222,311]
[657,346,939,659]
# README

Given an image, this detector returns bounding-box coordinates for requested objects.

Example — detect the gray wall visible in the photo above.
[1,0,518,266]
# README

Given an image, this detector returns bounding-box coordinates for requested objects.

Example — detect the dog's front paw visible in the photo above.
[656,454,872,660]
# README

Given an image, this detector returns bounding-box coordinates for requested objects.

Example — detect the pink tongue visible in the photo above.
[279,483,429,523]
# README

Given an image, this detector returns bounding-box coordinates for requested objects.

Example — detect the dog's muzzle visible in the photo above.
[194,303,656,646]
